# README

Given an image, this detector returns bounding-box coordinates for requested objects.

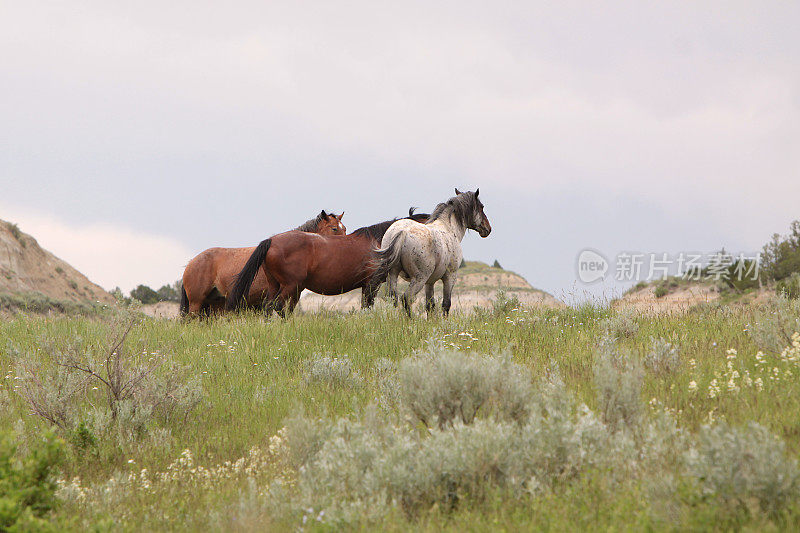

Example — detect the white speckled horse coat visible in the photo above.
[373,189,492,317]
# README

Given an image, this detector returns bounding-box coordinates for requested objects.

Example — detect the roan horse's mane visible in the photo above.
[351,207,429,241]
[294,212,331,233]
[426,192,478,229]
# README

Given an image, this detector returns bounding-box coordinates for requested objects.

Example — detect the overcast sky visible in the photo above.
[2,1,798,301]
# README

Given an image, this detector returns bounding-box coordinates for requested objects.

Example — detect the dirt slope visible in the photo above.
[612,280,775,314]
[0,219,114,304]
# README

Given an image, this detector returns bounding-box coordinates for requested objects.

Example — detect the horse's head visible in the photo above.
[318,210,347,236]
[455,188,491,238]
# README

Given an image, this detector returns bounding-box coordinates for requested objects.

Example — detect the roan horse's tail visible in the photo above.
[226,238,272,311]
[370,231,407,286]
[179,285,189,317]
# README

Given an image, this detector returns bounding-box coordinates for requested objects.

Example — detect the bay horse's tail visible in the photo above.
[226,238,272,311]
[179,285,189,317]
[370,231,407,285]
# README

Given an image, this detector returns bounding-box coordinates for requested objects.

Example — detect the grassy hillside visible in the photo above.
[2,301,800,530]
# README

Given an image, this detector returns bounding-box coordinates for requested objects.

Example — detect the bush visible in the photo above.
[644,337,681,375]
[491,290,522,318]
[600,310,639,340]
[156,282,182,302]
[0,430,64,531]
[761,220,800,282]
[654,284,668,298]
[776,272,800,300]
[685,422,800,517]
[279,386,631,521]
[6,222,26,247]
[594,342,643,432]
[398,349,532,428]
[749,295,800,354]
[306,355,361,389]
[129,285,159,305]
[13,321,201,447]
[0,292,98,315]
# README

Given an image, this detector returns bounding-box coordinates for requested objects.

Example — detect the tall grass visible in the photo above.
[0,301,799,529]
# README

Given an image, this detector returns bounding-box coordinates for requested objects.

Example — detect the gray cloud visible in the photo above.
[1,1,798,297]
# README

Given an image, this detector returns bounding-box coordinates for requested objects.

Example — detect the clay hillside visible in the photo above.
[297,261,563,313]
[613,277,773,314]
[0,218,114,308]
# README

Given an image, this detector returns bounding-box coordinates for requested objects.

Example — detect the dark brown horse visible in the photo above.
[180,211,345,317]
[226,208,429,316]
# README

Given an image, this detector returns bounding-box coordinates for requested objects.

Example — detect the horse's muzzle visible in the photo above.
[478,223,492,238]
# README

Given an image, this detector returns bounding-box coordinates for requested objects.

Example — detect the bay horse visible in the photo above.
[226,208,429,316]
[371,189,491,317]
[180,211,345,317]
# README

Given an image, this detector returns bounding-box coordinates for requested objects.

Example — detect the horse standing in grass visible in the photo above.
[180,211,345,317]
[371,189,491,317]
[226,208,429,316]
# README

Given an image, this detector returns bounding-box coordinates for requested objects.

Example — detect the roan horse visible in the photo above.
[180,211,345,317]
[371,189,491,317]
[226,209,429,316]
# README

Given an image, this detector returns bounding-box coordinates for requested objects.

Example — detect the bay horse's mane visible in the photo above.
[351,207,429,241]
[426,192,479,229]
[294,211,332,232]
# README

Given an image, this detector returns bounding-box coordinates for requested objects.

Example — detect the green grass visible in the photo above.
[1,302,800,530]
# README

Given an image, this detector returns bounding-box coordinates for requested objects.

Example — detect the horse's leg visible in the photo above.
[387,268,400,307]
[362,274,383,308]
[275,285,301,318]
[188,300,204,317]
[441,273,457,317]
[260,276,281,317]
[425,283,436,318]
[285,291,301,316]
[401,279,425,318]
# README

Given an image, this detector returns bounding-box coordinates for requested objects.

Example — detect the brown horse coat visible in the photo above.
[180,211,345,316]
[226,210,429,315]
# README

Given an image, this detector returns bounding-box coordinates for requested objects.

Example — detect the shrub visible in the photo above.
[685,422,800,517]
[12,321,201,447]
[398,349,532,429]
[0,430,64,531]
[776,272,800,300]
[600,309,639,340]
[594,342,643,432]
[749,295,800,354]
[491,290,521,318]
[306,355,361,389]
[0,292,98,315]
[129,285,159,305]
[761,220,800,282]
[156,282,182,302]
[644,337,681,375]
[654,284,668,298]
[6,222,26,247]
[277,361,637,522]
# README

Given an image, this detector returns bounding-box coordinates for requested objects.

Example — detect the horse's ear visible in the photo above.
[320,210,329,220]
[338,212,345,220]
[475,188,480,198]
[455,188,462,195]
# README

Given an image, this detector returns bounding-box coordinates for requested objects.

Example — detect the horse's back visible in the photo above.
[184,246,257,296]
